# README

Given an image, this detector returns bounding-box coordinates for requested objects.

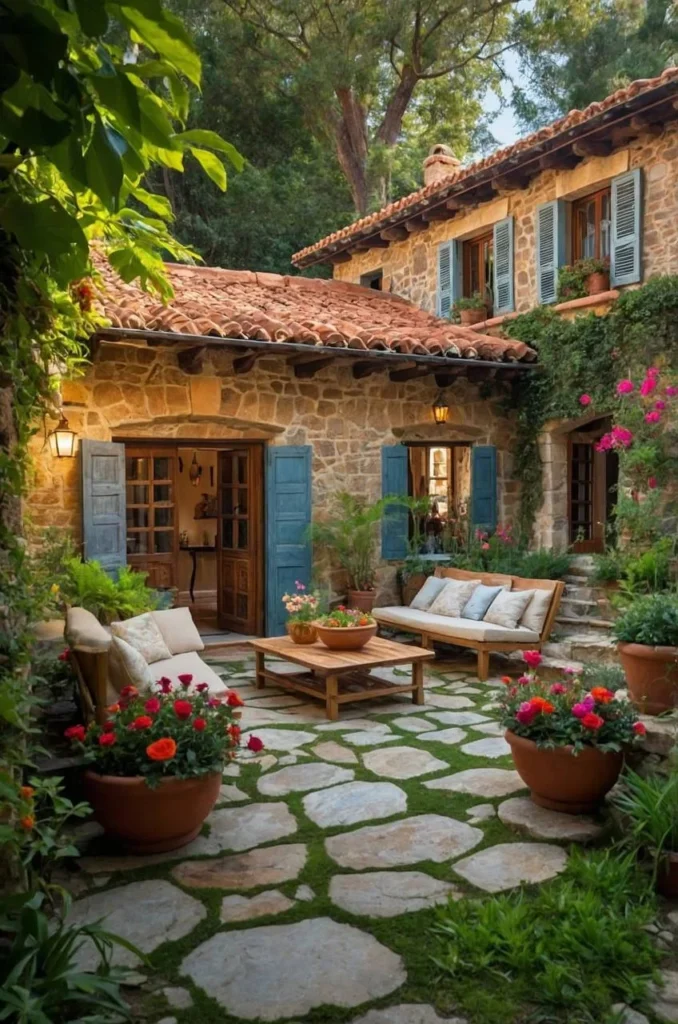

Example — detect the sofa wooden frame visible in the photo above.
[70,646,109,725]
[374,567,564,681]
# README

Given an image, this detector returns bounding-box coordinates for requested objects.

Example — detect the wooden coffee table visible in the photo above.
[250,635,434,720]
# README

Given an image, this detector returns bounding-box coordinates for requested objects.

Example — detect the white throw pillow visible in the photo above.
[152,607,205,655]
[65,607,111,651]
[409,576,448,611]
[108,636,155,696]
[521,589,553,634]
[111,612,171,664]
[483,589,535,630]
[428,579,481,618]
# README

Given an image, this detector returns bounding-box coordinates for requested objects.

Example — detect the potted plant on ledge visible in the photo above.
[613,593,678,715]
[501,652,646,814]
[65,677,261,853]
[451,293,488,326]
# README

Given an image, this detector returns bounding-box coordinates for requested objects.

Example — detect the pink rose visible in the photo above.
[579,394,592,407]
[616,379,634,395]
[522,650,542,669]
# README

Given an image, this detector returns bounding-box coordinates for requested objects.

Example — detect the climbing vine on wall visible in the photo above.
[504,276,678,543]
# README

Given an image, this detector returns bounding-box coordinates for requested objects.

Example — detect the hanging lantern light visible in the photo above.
[48,414,77,458]
[189,451,202,486]
[432,391,449,425]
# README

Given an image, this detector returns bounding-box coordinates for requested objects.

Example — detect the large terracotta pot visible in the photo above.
[402,573,427,606]
[314,623,377,651]
[286,620,318,645]
[459,307,487,326]
[505,730,624,814]
[617,642,678,716]
[657,852,678,898]
[348,589,377,612]
[84,770,222,854]
[586,270,610,295]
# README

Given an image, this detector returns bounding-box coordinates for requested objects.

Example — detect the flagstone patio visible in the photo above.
[65,649,609,1024]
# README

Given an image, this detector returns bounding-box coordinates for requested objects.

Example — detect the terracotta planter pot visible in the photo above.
[84,770,222,854]
[459,307,487,326]
[505,730,624,814]
[657,852,678,898]
[586,271,610,295]
[347,589,377,612]
[402,573,427,606]
[286,620,318,645]
[617,642,678,716]
[314,623,377,651]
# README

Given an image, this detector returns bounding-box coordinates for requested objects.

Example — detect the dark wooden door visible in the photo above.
[217,446,263,634]
[569,440,613,553]
[125,447,178,588]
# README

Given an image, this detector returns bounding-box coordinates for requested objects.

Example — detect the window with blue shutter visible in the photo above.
[436,240,461,318]
[381,445,409,560]
[81,439,126,574]
[471,445,497,532]
[611,168,642,286]
[492,217,514,314]
[265,445,312,636]
[536,200,567,304]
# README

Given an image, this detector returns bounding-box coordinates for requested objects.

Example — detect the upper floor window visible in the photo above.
[462,231,494,311]
[360,269,383,290]
[572,187,611,262]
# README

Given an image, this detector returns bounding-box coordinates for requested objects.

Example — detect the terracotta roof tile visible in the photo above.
[292,67,678,266]
[93,254,536,364]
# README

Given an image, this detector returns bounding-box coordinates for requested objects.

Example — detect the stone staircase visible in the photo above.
[541,555,618,670]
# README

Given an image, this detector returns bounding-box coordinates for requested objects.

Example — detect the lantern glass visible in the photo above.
[49,416,76,457]
[432,393,449,425]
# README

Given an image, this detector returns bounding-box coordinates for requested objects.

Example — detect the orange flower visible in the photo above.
[19,786,35,800]
[107,703,120,714]
[529,696,555,714]
[20,815,35,830]
[146,737,177,761]
[590,686,614,704]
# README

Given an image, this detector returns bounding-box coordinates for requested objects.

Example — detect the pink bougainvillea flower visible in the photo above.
[595,435,613,452]
[655,400,666,410]
[247,735,264,752]
[647,366,660,377]
[640,377,657,396]
[616,379,634,395]
[579,394,592,406]
[550,683,567,695]
[522,650,542,669]
[666,385,678,397]
[645,411,661,424]
[611,426,634,448]
[648,476,658,489]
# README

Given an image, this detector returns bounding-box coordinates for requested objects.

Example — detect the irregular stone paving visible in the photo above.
[257,762,354,796]
[329,871,459,918]
[240,727,316,750]
[460,736,511,758]
[391,715,438,732]
[65,880,205,970]
[311,740,359,763]
[173,843,307,889]
[419,726,467,745]
[220,889,295,923]
[454,842,569,892]
[218,783,249,803]
[303,781,407,828]
[362,745,448,779]
[651,969,678,1023]
[181,919,406,1021]
[326,814,482,869]
[427,710,490,726]
[498,797,604,842]
[343,729,399,747]
[424,767,524,797]
[424,694,475,709]
[350,1006,467,1024]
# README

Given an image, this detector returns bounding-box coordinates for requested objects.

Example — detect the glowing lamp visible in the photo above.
[48,414,77,458]
[432,392,449,425]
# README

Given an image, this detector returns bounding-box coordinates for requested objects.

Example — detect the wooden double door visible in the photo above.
[124,442,263,634]
[569,426,618,553]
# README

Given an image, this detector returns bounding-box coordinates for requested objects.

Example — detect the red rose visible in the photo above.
[178,674,193,689]
[64,724,86,742]
[247,735,264,752]
[580,712,604,731]
[174,699,192,720]
[227,690,244,707]
[157,677,172,694]
[102,721,115,734]
[99,732,117,746]
[522,650,543,669]
[208,697,222,708]
[58,648,71,662]
[145,697,161,714]
[196,682,209,693]
[228,724,241,742]
[193,717,206,732]
[130,715,153,730]
[119,685,138,700]
[633,721,647,736]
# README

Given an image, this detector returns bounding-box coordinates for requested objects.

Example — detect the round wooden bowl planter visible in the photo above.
[84,770,222,854]
[617,642,678,716]
[347,589,377,612]
[314,622,377,651]
[286,621,318,645]
[505,730,624,814]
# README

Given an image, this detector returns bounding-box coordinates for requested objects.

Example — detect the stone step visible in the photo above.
[570,554,596,571]
[564,573,591,586]
[555,614,614,633]
[560,595,600,616]
[543,634,618,666]
[563,583,597,602]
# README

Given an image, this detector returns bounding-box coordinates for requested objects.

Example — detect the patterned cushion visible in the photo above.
[462,584,507,621]
[111,612,171,664]
[428,579,480,618]
[483,589,535,629]
[108,636,155,698]
[409,576,448,611]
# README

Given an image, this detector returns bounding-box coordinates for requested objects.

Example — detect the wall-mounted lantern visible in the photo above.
[432,392,449,426]
[48,414,77,458]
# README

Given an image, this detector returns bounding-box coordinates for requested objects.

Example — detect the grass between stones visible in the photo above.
[79,653,661,1024]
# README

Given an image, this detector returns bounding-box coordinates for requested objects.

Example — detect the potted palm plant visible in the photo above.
[309,492,392,612]
[501,652,646,813]
[613,769,678,897]
[64,677,262,853]
[613,593,678,715]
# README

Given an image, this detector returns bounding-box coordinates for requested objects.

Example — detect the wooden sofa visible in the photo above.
[373,567,564,681]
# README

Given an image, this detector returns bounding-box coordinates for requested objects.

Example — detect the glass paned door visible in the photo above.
[217,447,262,634]
[125,447,177,587]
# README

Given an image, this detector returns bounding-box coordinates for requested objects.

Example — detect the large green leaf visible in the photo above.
[189,146,227,191]
[85,116,124,209]
[0,194,87,259]
[115,5,201,86]
[73,0,109,36]
[0,1,68,84]
[176,129,243,170]
[130,185,173,219]
[90,69,141,130]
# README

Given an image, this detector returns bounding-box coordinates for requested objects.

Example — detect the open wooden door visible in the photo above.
[124,447,178,587]
[217,446,263,634]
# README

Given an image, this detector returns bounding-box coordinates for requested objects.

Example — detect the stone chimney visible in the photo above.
[423,144,461,186]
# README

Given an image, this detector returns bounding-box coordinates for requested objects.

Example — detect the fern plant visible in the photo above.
[309,492,393,591]
[59,558,161,623]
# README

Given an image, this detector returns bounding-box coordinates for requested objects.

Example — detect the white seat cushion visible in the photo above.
[152,608,205,655]
[373,606,540,644]
[147,650,228,695]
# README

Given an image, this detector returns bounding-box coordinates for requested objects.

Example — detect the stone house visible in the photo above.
[32,69,678,638]
[293,66,678,555]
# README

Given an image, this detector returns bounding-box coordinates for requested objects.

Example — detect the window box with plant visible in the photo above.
[64,677,262,853]
[451,292,488,325]
[557,258,610,302]
[500,652,645,813]
[613,593,678,715]
[313,607,377,650]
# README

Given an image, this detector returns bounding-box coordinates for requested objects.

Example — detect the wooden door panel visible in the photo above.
[125,447,178,588]
[217,447,262,635]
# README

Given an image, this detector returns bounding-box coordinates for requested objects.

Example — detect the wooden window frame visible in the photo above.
[462,230,493,307]
[571,186,611,263]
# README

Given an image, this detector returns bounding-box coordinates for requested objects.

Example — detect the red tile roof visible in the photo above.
[94,257,536,363]
[292,67,678,267]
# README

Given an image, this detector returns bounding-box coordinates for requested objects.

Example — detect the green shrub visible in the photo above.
[613,769,678,863]
[432,848,659,1023]
[623,540,673,594]
[60,559,162,623]
[591,550,627,585]
[612,592,678,647]
[517,548,572,580]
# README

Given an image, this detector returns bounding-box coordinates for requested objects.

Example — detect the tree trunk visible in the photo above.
[333,87,369,216]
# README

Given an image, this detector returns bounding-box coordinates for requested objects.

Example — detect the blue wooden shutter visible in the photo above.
[611,168,642,286]
[381,445,408,559]
[436,241,462,317]
[536,200,566,304]
[493,217,514,314]
[471,445,497,532]
[81,439,126,574]
[265,445,312,636]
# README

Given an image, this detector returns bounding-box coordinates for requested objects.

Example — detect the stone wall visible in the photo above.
[333,124,678,315]
[29,340,517,601]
